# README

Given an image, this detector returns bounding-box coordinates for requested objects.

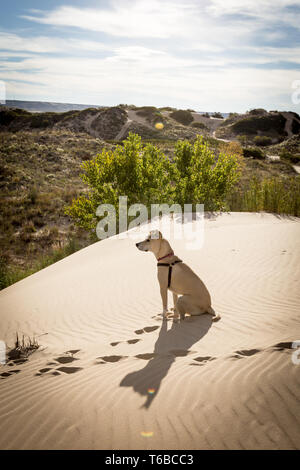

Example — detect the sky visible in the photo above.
[0,0,299,112]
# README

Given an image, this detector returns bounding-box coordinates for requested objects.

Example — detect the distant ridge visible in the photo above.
[0,100,102,113]
[1,100,230,117]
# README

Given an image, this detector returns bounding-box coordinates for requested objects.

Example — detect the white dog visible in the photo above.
[136,230,220,321]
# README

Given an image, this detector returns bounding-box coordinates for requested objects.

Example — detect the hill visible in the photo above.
[215,109,300,145]
[0,100,101,113]
[0,106,127,140]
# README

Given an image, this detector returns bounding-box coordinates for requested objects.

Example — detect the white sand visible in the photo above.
[0,212,300,450]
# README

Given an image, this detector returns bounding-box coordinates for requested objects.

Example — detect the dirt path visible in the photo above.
[192,113,224,133]
[127,110,154,129]
[292,164,300,174]
[84,112,101,138]
[115,110,155,140]
[281,111,300,138]
[115,119,133,140]
[212,130,231,143]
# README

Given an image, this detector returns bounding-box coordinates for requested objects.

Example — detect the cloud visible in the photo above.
[21,1,198,39]
[0,42,298,112]
[0,32,109,54]
[0,0,298,111]
[208,0,299,18]
[2,60,296,112]
[20,0,300,47]
[207,0,300,29]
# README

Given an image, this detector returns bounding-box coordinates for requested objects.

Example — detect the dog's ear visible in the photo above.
[150,230,163,240]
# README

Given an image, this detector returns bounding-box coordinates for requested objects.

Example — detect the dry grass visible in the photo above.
[0,129,102,272]
[8,333,39,361]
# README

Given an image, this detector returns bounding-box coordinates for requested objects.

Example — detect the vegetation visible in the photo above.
[0,237,82,290]
[292,119,300,134]
[227,176,300,216]
[135,106,165,125]
[248,108,267,116]
[1,109,299,290]
[0,108,31,126]
[158,106,177,112]
[0,129,102,285]
[67,133,242,229]
[243,147,265,159]
[211,112,223,119]
[253,135,273,147]
[191,122,208,130]
[279,148,300,164]
[231,114,287,137]
[66,133,175,229]
[7,333,39,361]
[0,107,75,130]
[173,138,242,210]
[170,109,194,126]
[0,106,127,140]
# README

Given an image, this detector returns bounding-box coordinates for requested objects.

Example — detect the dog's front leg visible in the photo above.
[172,293,178,310]
[160,286,168,317]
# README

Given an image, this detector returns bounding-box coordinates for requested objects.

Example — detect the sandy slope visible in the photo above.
[0,212,300,450]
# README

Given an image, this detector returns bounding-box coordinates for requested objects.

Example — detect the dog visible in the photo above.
[136,230,220,321]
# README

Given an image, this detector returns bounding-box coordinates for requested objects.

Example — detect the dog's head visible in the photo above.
[136,230,162,253]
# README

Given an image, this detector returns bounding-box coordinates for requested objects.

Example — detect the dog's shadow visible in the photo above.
[120,315,212,408]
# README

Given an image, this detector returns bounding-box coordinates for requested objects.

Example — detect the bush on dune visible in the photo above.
[65,133,176,229]
[211,112,223,119]
[253,135,273,147]
[173,137,242,210]
[243,147,265,159]
[66,133,242,230]
[191,122,208,130]
[170,109,194,126]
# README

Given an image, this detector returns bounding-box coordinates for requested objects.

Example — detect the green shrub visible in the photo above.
[170,110,194,126]
[159,106,177,112]
[279,149,300,164]
[232,114,286,136]
[153,112,165,125]
[237,135,250,146]
[248,108,267,116]
[30,113,62,128]
[292,119,300,134]
[0,109,30,126]
[211,112,223,119]
[243,147,265,159]
[66,133,175,230]
[191,122,208,130]
[136,106,157,117]
[173,136,241,210]
[66,133,242,229]
[253,136,273,147]
[28,186,39,204]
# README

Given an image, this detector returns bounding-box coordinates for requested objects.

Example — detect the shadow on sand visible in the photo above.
[120,315,212,408]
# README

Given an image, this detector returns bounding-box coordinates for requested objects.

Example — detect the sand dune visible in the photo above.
[0,212,300,450]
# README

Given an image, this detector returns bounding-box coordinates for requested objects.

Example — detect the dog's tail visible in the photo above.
[207,306,221,322]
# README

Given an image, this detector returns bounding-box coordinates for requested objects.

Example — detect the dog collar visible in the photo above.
[157,252,174,262]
